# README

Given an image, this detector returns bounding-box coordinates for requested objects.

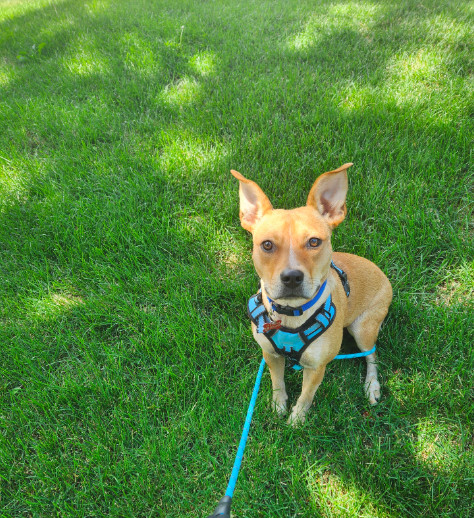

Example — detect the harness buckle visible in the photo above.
[271,303,302,316]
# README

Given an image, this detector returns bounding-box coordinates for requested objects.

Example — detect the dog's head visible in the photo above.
[231,163,352,305]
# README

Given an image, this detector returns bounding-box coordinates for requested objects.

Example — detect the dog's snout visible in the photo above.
[280,269,304,289]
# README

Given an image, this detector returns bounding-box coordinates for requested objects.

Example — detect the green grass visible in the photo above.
[0,0,472,516]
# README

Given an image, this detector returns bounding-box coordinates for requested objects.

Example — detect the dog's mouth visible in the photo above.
[271,290,304,301]
[269,284,320,305]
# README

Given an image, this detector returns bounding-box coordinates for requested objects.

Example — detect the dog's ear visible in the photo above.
[230,170,273,233]
[306,163,352,228]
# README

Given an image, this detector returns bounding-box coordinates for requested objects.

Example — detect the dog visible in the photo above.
[231,163,392,425]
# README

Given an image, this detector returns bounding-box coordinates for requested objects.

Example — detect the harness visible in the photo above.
[248,261,375,370]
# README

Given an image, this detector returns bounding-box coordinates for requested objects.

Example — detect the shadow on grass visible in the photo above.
[0,0,472,516]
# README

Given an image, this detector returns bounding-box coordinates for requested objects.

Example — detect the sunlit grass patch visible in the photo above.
[337,44,469,126]
[160,76,201,107]
[420,13,473,46]
[287,1,382,50]
[339,48,447,110]
[328,1,382,24]
[415,419,467,472]
[63,36,110,76]
[213,231,250,281]
[157,130,228,176]
[82,0,110,16]
[286,13,328,51]
[306,469,391,518]
[0,160,29,208]
[0,64,12,85]
[27,292,84,320]
[435,261,474,307]
[385,49,449,110]
[389,48,444,83]
[189,50,216,76]
[216,248,246,272]
[337,83,375,112]
[0,0,51,21]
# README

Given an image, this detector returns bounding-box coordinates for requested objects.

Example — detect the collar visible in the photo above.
[265,260,350,317]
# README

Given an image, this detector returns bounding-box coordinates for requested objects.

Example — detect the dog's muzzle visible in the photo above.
[280,269,304,289]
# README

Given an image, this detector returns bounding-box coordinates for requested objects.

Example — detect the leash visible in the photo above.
[334,344,376,359]
[206,344,376,517]
[207,357,266,518]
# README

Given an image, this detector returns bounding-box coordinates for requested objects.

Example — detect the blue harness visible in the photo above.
[248,262,375,370]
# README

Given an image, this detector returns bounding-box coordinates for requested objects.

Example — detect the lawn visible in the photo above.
[0,0,472,516]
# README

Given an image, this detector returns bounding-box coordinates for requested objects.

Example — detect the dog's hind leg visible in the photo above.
[347,303,390,405]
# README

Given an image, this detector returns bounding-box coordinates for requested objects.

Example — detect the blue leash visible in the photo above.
[226,357,266,498]
[206,346,376,517]
[292,345,377,370]
[334,344,376,360]
[207,357,266,518]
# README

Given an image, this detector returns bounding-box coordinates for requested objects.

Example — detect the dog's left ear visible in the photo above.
[230,170,273,233]
[306,163,353,228]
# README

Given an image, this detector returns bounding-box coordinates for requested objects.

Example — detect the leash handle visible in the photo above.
[206,496,231,518]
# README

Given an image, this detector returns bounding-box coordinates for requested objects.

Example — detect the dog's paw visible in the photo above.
[272,397,287,416]
[365,378,381,405]
[287,406,307,426]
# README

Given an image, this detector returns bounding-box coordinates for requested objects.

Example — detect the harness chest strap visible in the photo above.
[248,292,336,369]
[247,261,375,369]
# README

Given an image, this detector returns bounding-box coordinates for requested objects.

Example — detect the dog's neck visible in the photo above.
[261,277,333,329]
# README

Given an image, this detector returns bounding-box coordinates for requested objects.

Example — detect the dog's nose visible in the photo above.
[280,269,304,289]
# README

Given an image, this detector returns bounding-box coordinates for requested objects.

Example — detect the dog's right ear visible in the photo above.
[230,170,273,233]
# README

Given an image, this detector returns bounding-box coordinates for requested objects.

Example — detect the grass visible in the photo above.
[0,0,472,516]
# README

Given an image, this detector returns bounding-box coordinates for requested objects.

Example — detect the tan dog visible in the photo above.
[231,163,392,425]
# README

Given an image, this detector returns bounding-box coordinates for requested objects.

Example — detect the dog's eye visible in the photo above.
[308,237,322,248]
[261,240,274,252]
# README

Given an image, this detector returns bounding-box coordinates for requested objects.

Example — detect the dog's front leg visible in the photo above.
[288,365,326,425]
[262,350,288,416]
